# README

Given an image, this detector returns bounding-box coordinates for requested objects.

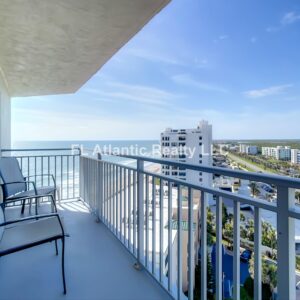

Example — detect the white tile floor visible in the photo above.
[0,200,172,300]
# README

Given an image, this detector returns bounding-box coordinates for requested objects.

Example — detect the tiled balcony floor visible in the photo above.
[0,200,172,300]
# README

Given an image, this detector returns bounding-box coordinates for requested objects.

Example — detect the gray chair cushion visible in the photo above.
[0,206,4,241]
[0,217,63,253]
[7,186,55,201]
[0,157,26,198]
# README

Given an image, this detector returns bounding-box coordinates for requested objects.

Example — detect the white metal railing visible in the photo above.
[79,154,300,300]
[1,148,81,201]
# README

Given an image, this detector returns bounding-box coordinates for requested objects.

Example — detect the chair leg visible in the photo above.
[52,191,57,213]
[35,197,38,215]
[21,200,26,214]
[61,237,67,294]
[55,240,58,256]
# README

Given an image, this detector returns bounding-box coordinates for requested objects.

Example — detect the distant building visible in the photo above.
[160,120,212,187]
[239,144,258,155]
[262,146,291,161]
[291,149,300,164]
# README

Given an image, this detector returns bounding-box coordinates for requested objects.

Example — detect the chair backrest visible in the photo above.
[0,157,26,199]
[0,204,4,241]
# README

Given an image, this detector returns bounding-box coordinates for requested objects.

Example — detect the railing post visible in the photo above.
[98,159,103,222]
[276,186,295,300]
[135,159,144,270]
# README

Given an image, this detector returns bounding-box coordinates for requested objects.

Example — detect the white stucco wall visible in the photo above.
[0,70,11,150]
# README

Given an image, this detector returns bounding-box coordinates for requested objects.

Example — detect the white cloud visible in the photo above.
[281,11,300,25]
[83,81,180,107]
[243,84,293,98]
[267,11,300,33]
[172,74,227,93]
[219,35,229,40]
[126,48,186,66]
[266,26,280,33]
[250,37,257,43]
[214,35,229,43]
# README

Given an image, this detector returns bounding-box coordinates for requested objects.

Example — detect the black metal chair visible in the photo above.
[0,157,57,214]
[0,194,67,294]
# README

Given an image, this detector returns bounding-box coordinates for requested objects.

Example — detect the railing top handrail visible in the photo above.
[96,152,300,189]
[1,148,81,155]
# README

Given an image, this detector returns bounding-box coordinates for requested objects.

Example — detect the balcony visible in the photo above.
[1,148,300,300]
[0,199,171,300]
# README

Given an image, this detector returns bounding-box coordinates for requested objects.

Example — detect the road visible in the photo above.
[227,153,272,174]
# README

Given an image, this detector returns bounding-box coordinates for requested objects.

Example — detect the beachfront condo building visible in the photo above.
[160,120,213,187]
[291,149,300,165]
[262,146,291,161]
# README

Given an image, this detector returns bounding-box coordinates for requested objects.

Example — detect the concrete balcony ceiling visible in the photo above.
[0,0,170,97]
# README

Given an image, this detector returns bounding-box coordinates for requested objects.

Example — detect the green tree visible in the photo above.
[249,255,277,295]
[249,182,260,197]
[222,203,229,226]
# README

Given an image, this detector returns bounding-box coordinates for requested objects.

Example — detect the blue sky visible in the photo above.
[12,0,300,141]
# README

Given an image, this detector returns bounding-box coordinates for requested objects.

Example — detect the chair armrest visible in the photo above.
[25,174,56,188]
[0,213,65,236]
[1,181,37,194]
[1,194,57,213]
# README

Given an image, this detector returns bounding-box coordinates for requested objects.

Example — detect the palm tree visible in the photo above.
[249,182,260,197]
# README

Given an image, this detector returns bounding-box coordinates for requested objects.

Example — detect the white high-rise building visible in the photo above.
[160,120,212,187]
[262,146,291,161]
[291,149,300,164]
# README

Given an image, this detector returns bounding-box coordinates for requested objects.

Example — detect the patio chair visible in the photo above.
[0,194,67,294]
[0,157,57,214]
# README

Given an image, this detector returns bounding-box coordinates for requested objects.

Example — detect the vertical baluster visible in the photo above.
[188,187,194,300]
[233,201,240,300]
[73,155,75,198]
[146,175,149,269]
[254,206,261,300]
[119,167,123,240]
[55,156,57,195]
[133,171,137,256]
[200,191,207,300]
[110,164,113,230]
[108,163,110,226]
[67,156,69,199]
[128,170,132,251]
[159,179,164,283]
[137,160,144,265]
[168,181,173,292]
[124,168,127,245]
[277,186,295,300]
[27,156,30,178]
[177,185,182,300]
[113,165,116,233]
[61,156,63,200]
[216,196,223,300]
[152,176,157,276]
[116,166,119,236]
[48,156,50,186]
[34,156,37,184]
[104,163,107,225]
[41,156,43,186]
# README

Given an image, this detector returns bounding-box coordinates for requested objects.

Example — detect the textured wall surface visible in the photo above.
[0,0,170,97]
